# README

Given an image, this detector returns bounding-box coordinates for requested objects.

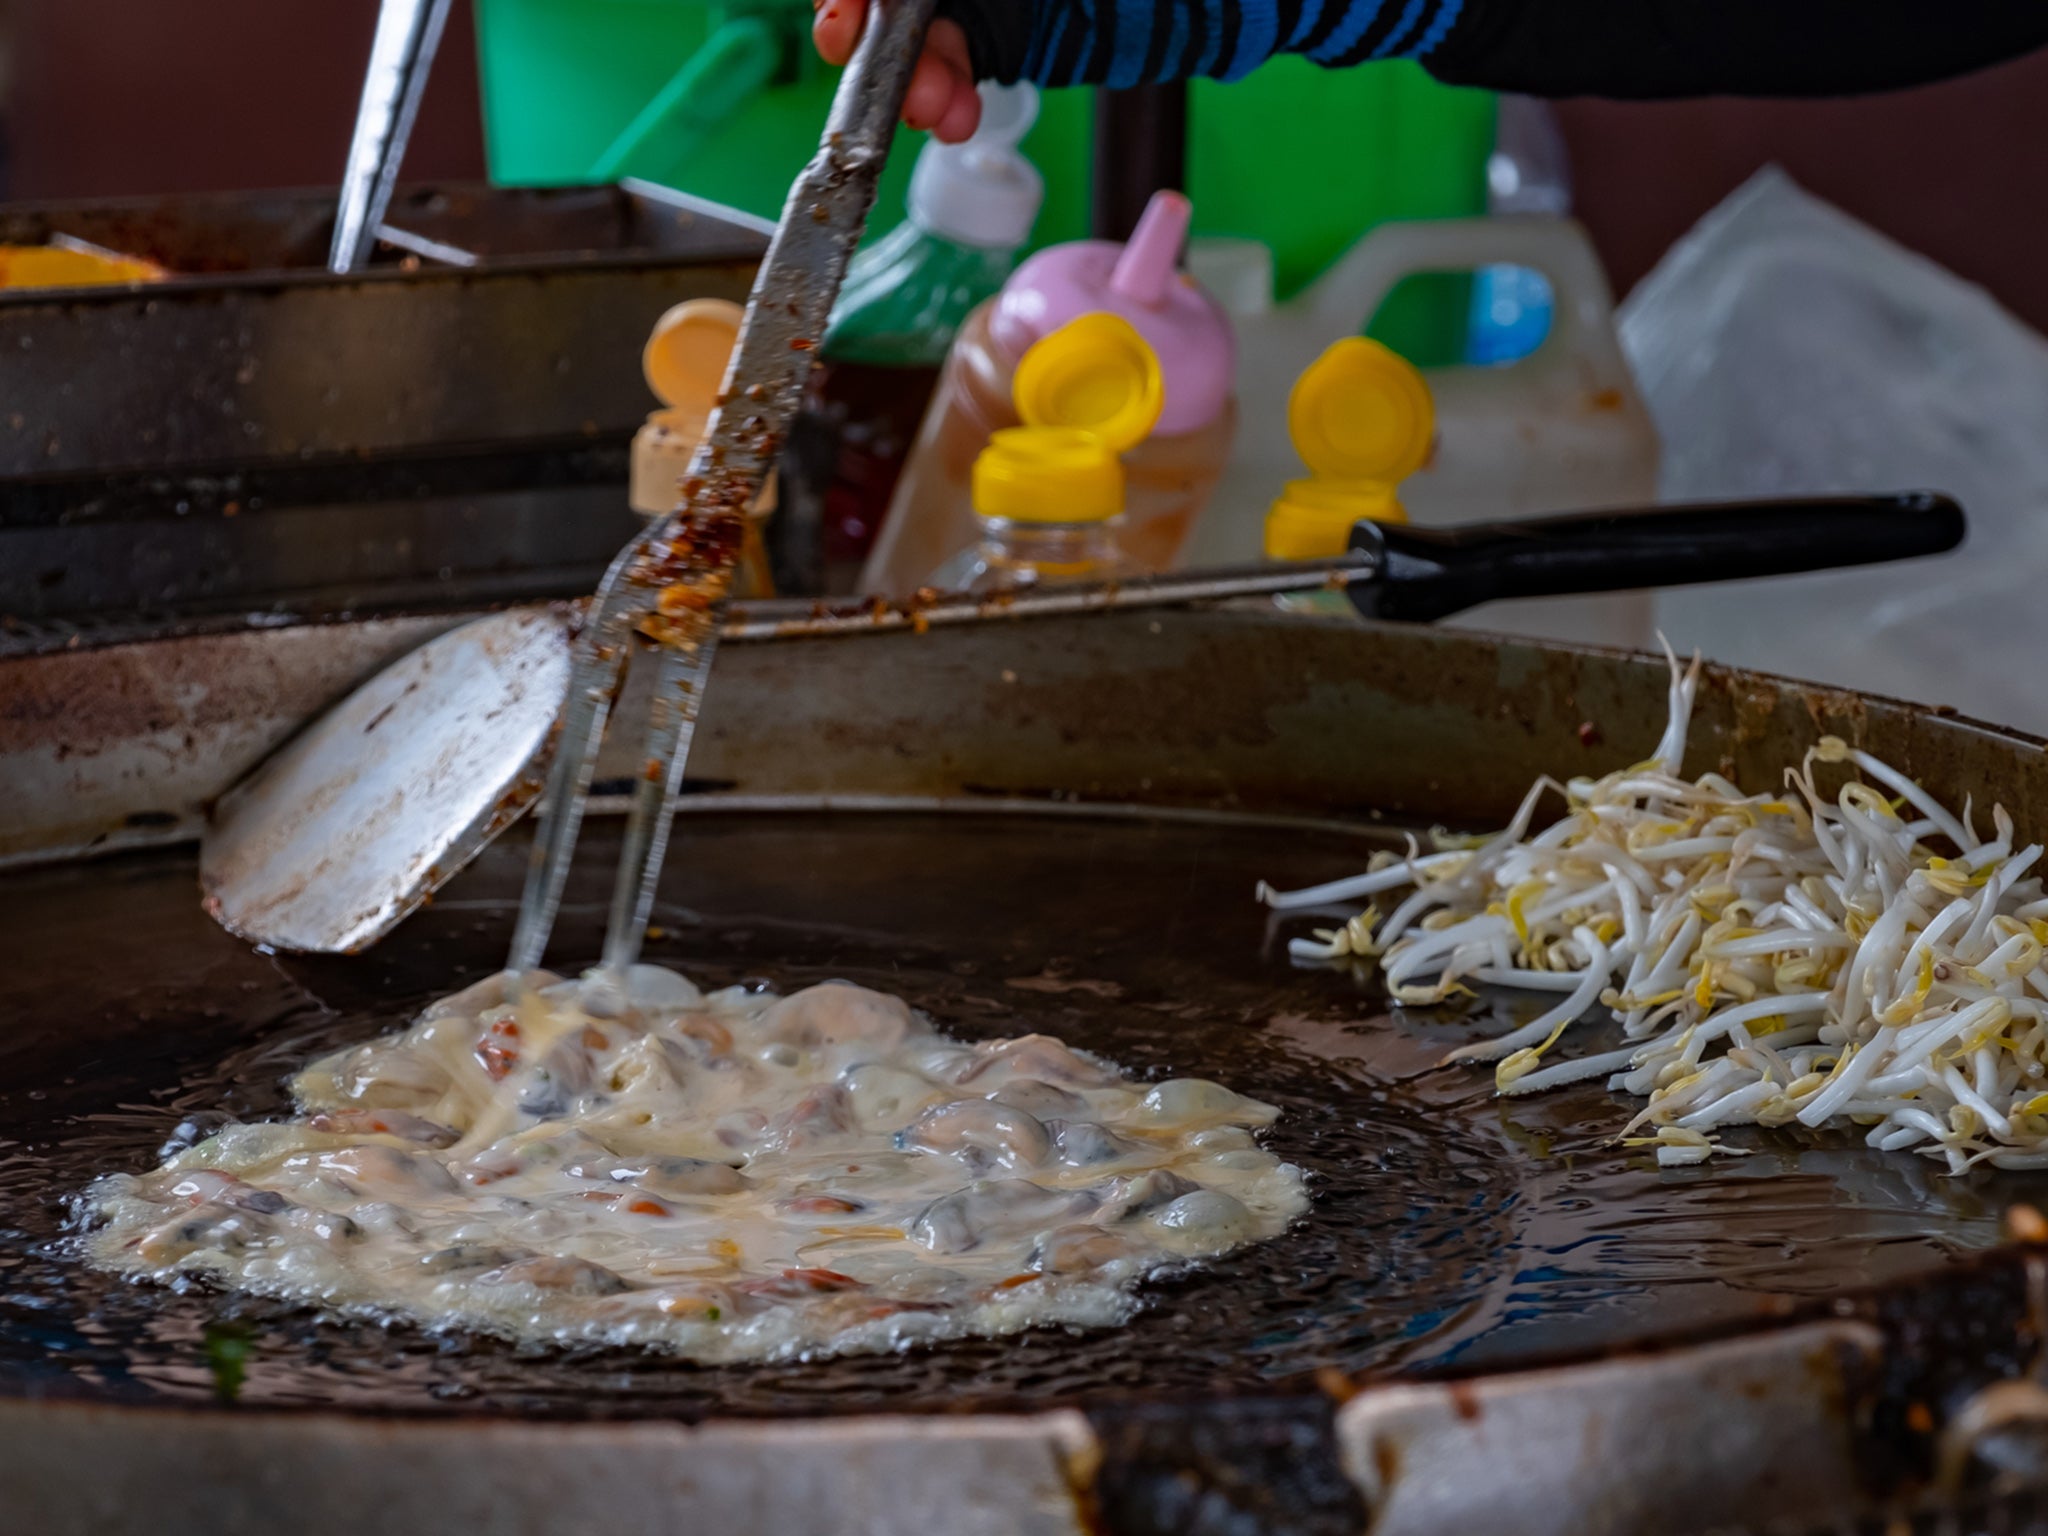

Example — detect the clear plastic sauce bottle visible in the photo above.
[863,189,1235,598]
[931,312,1164,593]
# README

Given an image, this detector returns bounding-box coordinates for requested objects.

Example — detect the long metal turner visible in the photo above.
[502,0,940,980]
[199,494,1965,957]
[197,559,1380,954]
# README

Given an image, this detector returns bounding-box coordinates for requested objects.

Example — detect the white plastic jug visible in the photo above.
[1186,218,1661,650]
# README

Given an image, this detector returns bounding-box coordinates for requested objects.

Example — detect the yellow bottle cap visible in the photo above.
[974,426,1124,523]
[1288,336,1434,485]
[1264,338,1431,560]
[642,298,744,413]
[1011,312,1165,451]
[973,314,1166,524]
[1264,478,1406,560]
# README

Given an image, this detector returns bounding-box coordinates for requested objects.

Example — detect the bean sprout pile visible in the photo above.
[1261,653,2048,1171]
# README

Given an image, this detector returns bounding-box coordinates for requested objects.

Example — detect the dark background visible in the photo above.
[8,0,2047,330]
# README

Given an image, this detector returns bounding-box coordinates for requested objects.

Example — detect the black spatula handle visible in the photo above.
[1347,492,1965,624]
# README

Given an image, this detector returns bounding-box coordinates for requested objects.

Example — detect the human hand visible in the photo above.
[812,1,983,143]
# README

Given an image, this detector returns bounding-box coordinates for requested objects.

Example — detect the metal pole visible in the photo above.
[1090,82,1187,241]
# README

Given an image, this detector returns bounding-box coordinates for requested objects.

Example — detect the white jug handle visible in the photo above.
[1301,217,1631,390]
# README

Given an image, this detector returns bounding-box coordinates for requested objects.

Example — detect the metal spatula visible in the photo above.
[503,0,940,982]
[200,494,1964,957]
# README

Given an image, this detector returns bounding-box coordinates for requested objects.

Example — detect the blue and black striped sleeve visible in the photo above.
[939,0,2048,98]
[944,0,1471,88]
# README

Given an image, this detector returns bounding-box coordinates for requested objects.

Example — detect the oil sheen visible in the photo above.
[0,810,2013,1417]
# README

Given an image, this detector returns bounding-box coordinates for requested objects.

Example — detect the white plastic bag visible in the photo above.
[1621,168,2048,732]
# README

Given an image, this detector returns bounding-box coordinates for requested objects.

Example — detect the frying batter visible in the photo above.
[86,967,1306,1363]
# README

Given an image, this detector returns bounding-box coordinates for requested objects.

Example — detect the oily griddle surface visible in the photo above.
[0,809,2017,1420]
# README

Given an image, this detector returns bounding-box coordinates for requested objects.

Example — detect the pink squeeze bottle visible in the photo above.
[858,191,1237,597]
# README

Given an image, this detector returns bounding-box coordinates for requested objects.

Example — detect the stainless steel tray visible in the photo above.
[0,183,767,632]
[0,182,767,478]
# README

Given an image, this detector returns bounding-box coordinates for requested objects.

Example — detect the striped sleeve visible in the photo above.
[949,0,2048,99]
[949,0,1466,86]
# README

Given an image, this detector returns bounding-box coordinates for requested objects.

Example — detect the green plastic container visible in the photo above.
[473,0,1493,359]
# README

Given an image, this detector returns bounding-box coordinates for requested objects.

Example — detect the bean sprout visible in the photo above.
[1263,649,2048,1172]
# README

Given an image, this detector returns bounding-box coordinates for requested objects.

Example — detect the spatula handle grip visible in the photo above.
[1348,492,1965,624]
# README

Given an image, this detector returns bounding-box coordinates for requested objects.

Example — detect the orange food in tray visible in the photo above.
[0,243,164,291]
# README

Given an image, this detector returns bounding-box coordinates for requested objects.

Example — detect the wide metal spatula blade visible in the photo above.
[200,608,572,953]
[193,556,1383,954]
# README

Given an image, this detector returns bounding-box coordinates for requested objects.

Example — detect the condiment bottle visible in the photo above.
[930,312,1163,593]
[861,189,1235,598]
[1264,337,1433,615]
[781,83,1045,594]
[630,297,775,598]
[1184,216,1656,648]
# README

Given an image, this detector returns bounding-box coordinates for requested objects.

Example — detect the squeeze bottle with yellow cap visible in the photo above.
[630,298,776,598]
[1263,337,1434,615]
[928,313,1163,592]
[1184,218,1657,648]
[861,190,1236,598]
[1266,336,1432,535]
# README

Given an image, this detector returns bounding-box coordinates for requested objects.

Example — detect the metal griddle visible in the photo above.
[8,611,2048,1534]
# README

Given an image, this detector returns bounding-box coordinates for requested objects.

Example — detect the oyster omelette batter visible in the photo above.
[87,967,1307,1364]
